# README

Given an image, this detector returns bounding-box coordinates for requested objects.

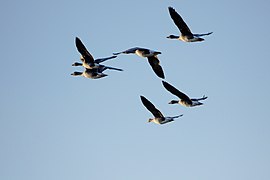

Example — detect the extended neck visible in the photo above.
[167,35,179,39]
[169,100,179,104]
[72,62,83,66]
[71,72,83,76]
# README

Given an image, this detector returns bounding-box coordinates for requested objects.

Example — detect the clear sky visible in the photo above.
[1,0,270,180]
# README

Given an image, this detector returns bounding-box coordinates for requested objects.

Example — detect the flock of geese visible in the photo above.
[71,6,212,125]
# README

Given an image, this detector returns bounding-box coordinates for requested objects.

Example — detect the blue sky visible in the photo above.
[1,0,270,180]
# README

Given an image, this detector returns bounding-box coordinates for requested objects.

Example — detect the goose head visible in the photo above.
[148,118,154,123]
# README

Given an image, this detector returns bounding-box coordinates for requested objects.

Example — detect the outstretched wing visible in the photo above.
[140,96,164,118]
[147,56,165,79]
[193,32,213,37]
[95,55,117,64]
[113,47,139,55]
[162,81,192,104]
[99,65,123,72]
[75,37,95,65]
[191,95,208,101]
[168,7,193,36]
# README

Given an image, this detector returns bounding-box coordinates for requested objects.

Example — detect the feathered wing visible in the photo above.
[140,96,164,118]
[168,7,193,36]
[95,55,117,64]
[162,81,192,104]
[191,95,208,101]
[193,32,213,37]
[75,37,95,65]
[147,56,165,79]
[113,47,139,55]
[170,114,183,119]
[98,65,123,72]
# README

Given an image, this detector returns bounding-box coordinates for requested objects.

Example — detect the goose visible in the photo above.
[72,55,117,68]
[71,68,107,79]
[75,37,117,69]
[140,95,183,125]
[167,7,213,42]
[71,65,123,79]
[113,47,165,79]
[162,81,207,107]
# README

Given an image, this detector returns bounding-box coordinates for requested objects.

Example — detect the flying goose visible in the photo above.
[167,7,213,42]
[113,47,165,79]
[71,68,107,79]
[140,95,183,125]
[162,81,207,107]
[71,65,123,79]
[75,37,117,69]
[72,55,117,67]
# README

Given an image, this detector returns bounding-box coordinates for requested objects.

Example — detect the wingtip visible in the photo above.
[162,80,168,86]
[168,6,176,13]
[75,37,82,46]
[140,95,146,101]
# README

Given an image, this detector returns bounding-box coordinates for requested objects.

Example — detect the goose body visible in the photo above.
[113,47,165,79]
[140,95,183,125]
[167,7,213,42]
[71,65,122,79]
[71,68,108,79]
[162,81,207,107]
[72,62,123,72]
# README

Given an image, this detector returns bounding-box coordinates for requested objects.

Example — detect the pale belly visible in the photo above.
[179,35,201,42]
[180,100,192,107]
[152,118,161,124]
[135,50,155,58]
[179,36,189,42]
[135,50,145,58]
[83,72,93,78]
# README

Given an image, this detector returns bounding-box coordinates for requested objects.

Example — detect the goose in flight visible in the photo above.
[72,55,117,67]
[113,47,165,79]
[71,65,123,79]
[162,81,207,107]
[75,37,117,69]
[167,7,213,42]
[140,95,183,125]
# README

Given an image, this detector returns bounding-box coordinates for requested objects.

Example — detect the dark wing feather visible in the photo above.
[147,56,165,79]
[94,55,117,64]
[113,47,140,55]
[168,7,193,36]
[162,81,192,104]
[75,37,95,65]
[140,96,164,118]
